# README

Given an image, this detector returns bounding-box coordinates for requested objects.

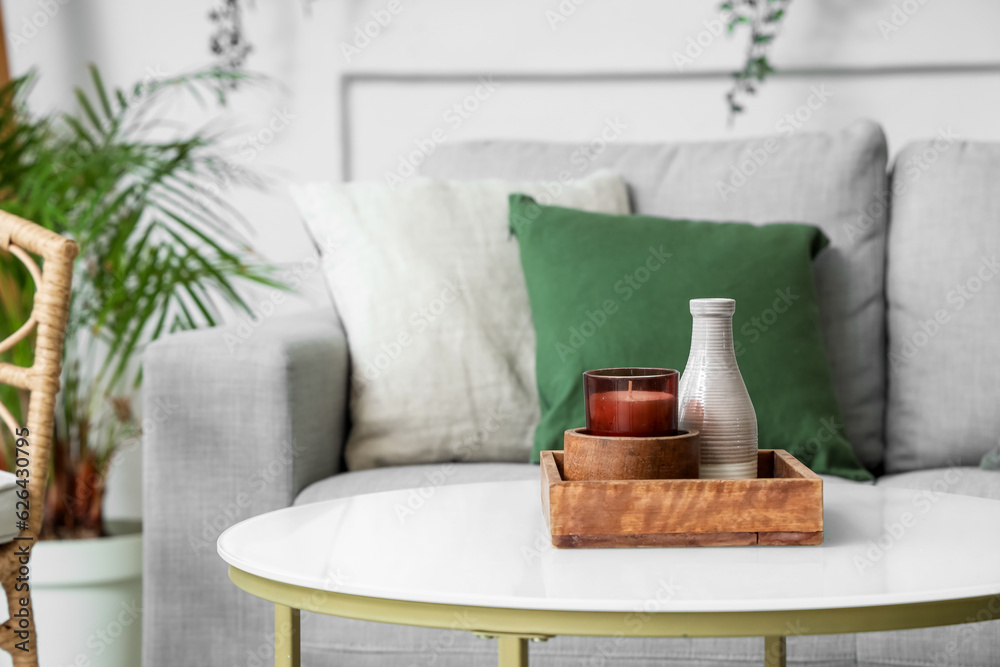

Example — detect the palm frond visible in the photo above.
[0,65,284,484]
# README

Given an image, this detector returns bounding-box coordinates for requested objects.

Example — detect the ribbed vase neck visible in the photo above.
[690,314,738,369]
[689,297,735,317]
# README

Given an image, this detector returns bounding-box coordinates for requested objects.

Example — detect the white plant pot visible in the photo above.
[2,531,142,667]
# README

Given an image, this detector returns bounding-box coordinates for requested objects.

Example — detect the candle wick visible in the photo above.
[628,380,633,397]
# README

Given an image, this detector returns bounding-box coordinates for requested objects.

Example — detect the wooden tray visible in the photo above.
[540,449,823,548]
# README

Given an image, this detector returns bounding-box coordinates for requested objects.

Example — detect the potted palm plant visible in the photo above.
[0,65,278,665]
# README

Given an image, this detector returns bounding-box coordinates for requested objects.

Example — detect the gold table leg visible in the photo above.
[498,635,529,667]
[275,605,301,667]
[764,635,786,667]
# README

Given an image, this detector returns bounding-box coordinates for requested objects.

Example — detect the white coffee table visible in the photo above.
[218,479,1000,667]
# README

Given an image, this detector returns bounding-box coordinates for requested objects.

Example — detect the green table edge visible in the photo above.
[229,565,1000,638]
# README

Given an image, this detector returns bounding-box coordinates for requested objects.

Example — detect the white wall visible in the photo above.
[7,0,1000,257]
[4,0,1000,518]
[344,0,1000,177]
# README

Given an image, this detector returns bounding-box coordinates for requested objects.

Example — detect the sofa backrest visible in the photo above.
[885,134,1000,473]
[423,120,889,472]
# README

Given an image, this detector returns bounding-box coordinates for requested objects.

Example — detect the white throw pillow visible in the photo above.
[291,172,630,470]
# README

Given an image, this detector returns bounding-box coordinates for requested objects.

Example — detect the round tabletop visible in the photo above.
[218,479,1000,614]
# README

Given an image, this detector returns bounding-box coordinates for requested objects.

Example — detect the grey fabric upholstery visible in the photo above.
[876,467,1000,501]
[299,626,857,667]
[821,473,874,486]
[142,312,349,667]
[421,121,889,473]
[295,462,540,505]
[885,138,1000,474]
[857,623,1000,667]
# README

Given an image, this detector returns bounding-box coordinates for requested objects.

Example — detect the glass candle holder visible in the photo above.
[583,368,679,437]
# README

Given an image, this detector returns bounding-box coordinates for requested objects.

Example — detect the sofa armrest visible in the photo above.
[141,310,348,666]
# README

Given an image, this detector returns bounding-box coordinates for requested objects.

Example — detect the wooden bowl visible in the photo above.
[562,428,700,481]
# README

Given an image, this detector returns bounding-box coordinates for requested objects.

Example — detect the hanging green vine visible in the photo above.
[721,0,791,121]
[208,0,316,77]
[209,0,253,75]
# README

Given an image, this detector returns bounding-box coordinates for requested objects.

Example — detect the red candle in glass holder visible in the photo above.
[584,368,679,437]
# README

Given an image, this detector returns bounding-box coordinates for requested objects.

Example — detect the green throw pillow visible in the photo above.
[509,194,873,481]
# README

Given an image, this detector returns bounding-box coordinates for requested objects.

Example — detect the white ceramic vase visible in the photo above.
[678,298,758,479]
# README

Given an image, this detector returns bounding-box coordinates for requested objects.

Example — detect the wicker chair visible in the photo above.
[0,210,77,666]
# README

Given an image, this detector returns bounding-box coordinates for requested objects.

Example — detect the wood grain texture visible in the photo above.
[553,532,758,548]
[541,450,823,548]
[758,531,824,546]
[562,428,699,481]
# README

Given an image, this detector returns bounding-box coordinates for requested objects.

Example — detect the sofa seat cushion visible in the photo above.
[294,462,540,505]
[876,467,1000,501]
[422,121,889,473]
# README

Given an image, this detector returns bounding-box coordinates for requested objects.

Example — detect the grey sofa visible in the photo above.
[143,120,1000,666]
